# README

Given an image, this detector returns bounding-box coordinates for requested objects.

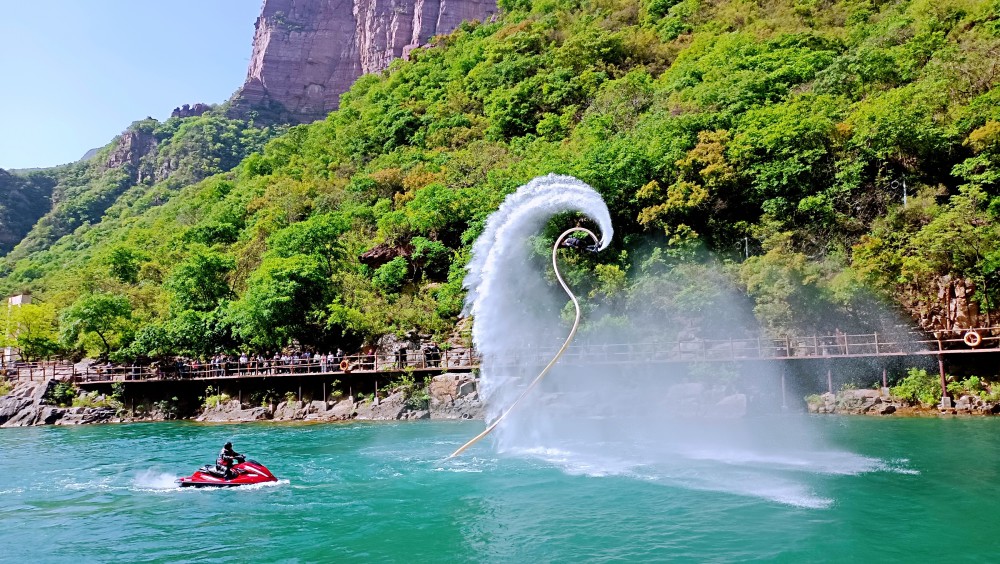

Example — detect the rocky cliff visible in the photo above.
[229,0,497,123]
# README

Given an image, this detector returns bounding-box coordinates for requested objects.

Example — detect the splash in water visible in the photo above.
[461,174,900,507]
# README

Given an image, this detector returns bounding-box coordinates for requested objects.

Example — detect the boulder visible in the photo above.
[326,398,357,421]
[430,390,484,420]
[198,400,271,422]
[307,400,329,414]
[55,407,115,425]
[0,380,56,427]
[427,373,483,419]
[355,391,408,420]
[271,401,306,421]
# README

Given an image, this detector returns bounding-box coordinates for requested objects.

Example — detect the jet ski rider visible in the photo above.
[217,442,243,479]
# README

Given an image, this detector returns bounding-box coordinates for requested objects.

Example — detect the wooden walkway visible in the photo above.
[5,328,1000,385]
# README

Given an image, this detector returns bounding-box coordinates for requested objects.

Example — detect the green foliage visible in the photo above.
[3,302,61,361]
[110,382,125,403]
[249,389,278,407]
[153,396,180,419]
[203,387,231,408]
[891,367,942,405]
[0,379,12,397]
[164,248,235,312]
[46,381,77,407]
[372,257,410,294]
[71,391,122,410]
[107,246,146,284]
[3,0,1000,359]
[0,169,56,255]
[59,293,132,356]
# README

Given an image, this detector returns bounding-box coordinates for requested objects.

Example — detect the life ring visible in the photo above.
[964,331,982,347]
[339,360,350,371]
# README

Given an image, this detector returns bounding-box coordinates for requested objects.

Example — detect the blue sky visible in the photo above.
[0,1,262,170]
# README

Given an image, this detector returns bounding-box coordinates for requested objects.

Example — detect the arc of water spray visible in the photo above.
[449,227,601,458]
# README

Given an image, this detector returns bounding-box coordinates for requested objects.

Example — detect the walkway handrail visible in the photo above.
[10,327,1000,384]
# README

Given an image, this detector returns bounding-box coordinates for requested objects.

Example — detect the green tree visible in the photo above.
[3,302,61,361]
[60,294,132,356]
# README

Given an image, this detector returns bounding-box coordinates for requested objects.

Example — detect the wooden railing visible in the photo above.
[72,348,481,383]
[7,328,1000,384]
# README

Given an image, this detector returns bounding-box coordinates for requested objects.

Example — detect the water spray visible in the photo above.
[449,227,600,458]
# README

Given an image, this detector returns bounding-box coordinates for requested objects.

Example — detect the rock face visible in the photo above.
[806,389,901,415]
[229,0,498,123]
[0,380,116,427]
[197,400,272,422]
[0,381,52,427]
[428,373,483,419]
[105,129,157,183]
[171,103,212,119]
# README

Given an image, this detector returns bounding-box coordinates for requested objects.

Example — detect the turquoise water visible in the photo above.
[1,418,998,562]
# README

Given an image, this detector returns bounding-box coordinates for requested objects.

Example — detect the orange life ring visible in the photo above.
[339,360,350,371]
[964,331,982,347]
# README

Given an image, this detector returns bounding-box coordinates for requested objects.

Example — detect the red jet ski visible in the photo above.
[177,456,278,488]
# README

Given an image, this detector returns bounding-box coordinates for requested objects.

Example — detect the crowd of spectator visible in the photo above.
[77,343,470,382]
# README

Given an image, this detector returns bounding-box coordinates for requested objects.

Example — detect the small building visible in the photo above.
[4,292,32,365]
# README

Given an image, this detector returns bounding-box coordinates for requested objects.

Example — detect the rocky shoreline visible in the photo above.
[0,373,483,427]
[805,389,1000,416]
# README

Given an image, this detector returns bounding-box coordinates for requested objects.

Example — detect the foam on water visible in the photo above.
[133,469,181,490]
[463,174,905,507]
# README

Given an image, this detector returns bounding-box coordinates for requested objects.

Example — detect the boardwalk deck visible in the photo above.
[7,328,1000,386]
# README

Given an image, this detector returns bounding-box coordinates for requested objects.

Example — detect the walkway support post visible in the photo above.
[781,363,787,410]
[937,336,951,408]
[938,354,950,407]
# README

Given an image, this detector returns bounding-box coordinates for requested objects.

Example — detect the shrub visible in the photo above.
[71,391,122,409]
[154,397,180,419]
[250,389,277,407]
[46,381,77,407]
[203,387,231,408]
[891,368,941,405]
[372,256,409,293]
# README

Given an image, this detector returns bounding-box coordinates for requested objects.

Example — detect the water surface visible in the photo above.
[0,418,996,562]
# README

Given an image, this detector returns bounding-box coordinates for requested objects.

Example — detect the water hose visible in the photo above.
[449,227,600,458]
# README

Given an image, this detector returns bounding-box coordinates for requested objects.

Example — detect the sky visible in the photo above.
[0,1,263,170]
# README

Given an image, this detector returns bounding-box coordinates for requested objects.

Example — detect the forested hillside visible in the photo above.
[2,0,999,361]
[0,169,56,255]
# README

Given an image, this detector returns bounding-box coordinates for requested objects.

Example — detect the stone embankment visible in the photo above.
[806,389,1000,416]
[198,373,483,422]
[0,373,483,427]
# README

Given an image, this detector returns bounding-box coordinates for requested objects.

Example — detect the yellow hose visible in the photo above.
[449,227,600,458]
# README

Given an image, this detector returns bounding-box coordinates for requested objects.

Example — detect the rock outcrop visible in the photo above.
[0,380,51,427]
[229,0,497,123]
[171,103,212,119]
[428,372,483,419]
[0,380,117,427]
[105,129,157,183]
[807,389,901,415]
[197,400,272,422]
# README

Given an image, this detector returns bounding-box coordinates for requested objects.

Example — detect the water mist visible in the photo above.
[461,174,903,508]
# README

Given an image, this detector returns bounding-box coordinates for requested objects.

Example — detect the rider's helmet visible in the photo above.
[224,441,232,449]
